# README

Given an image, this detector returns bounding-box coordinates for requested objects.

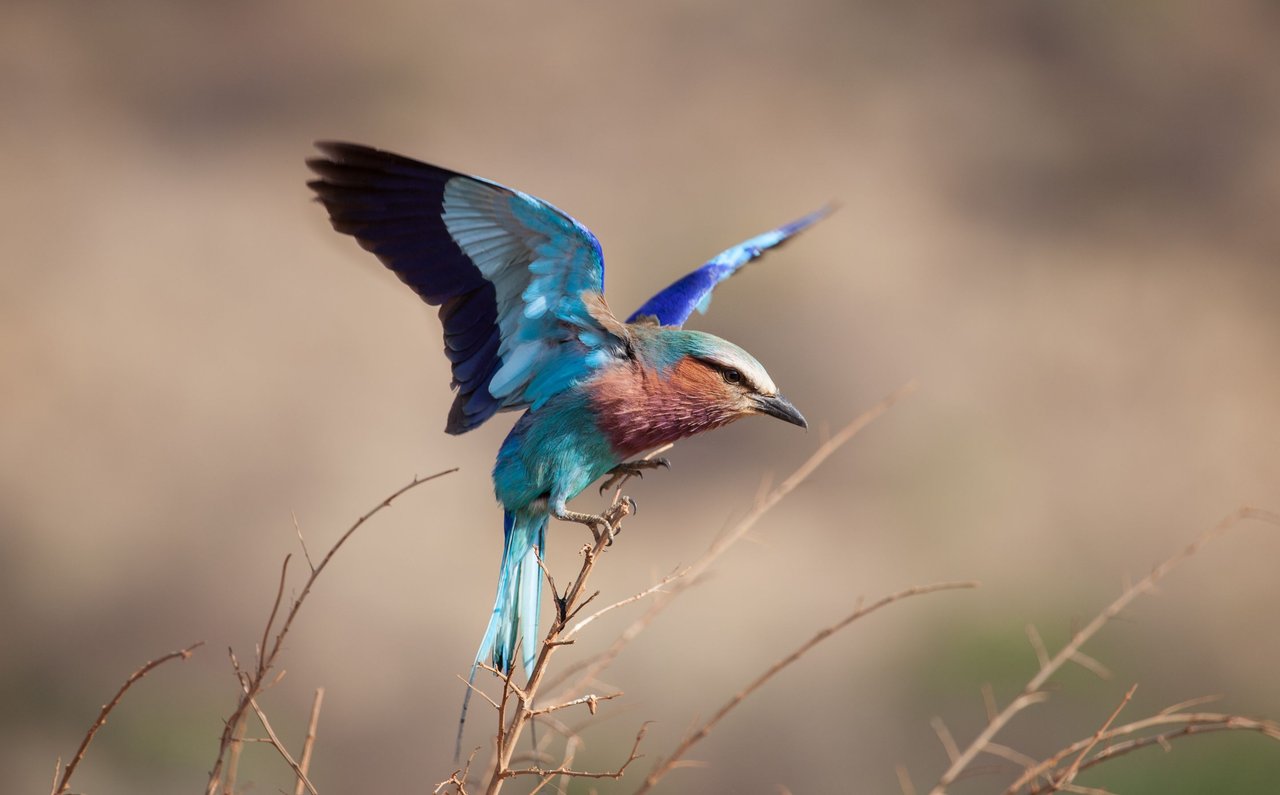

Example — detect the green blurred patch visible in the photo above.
[96,687,223,773]
[1078,731,1280,793]
[909,611,1122,704]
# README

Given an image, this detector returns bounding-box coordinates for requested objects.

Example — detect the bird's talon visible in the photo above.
[598,457,674,495]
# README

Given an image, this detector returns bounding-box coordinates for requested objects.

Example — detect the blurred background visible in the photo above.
[4,2,1279,792]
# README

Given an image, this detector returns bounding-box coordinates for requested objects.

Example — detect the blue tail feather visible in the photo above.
[456,510,548,760]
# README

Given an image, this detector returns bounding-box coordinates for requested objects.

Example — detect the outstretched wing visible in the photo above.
[627,205,832,327]
[307,142,628,434]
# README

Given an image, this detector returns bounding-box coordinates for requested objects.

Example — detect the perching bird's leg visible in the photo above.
[553,497,637,545]
[553,505,614,544]
[597,457,671,496]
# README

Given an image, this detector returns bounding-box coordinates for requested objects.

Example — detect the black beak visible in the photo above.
[754,393,808,429]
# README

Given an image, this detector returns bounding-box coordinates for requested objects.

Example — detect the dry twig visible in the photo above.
[248,696,318,795]
[51,642,203,795]
[543,381,919,702]
[930,506,1280,794]
[636,580,978,793]
[205,468,456,795]
[435,749,479,795]
[292,688,326,795]
[462,384,919,792]
[1009,711,1280,794]
[502,723,649,782]
[475,475,645,795]
[1056,683,1138,789]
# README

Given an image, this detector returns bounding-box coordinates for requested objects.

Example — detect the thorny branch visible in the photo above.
[636,581,979,793]
[1009,711,1280,794]
[51,642,203,795]
[248,696,318,795]
[543,381,919,702]
[503,723,648,781]
[293,688,326,795]
[206,467,456,795]
[1055,683,1138,790]
[927,506,1280,794]
[469,453,653,795]
[441,383,920,794]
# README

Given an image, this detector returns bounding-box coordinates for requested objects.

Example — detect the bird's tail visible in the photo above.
[456,509,547,759]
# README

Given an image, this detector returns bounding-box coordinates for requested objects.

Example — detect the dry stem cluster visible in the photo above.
[45,384,1280,794]
[911,506,1280,795]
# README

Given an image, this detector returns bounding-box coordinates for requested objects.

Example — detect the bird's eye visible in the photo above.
[723,368,743,385]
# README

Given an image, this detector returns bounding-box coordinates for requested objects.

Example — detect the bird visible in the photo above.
[305,141,827,749]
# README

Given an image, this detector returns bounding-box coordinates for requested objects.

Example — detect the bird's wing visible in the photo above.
[307,142,628,434]
[626,205,832,327]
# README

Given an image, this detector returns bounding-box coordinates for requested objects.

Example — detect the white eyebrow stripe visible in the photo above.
[698,354,777,395]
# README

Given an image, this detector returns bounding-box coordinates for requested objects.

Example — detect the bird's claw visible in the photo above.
[588,496,638,546]
[589,516,617,546]
[557,492,639,546]
[597,457,673,495]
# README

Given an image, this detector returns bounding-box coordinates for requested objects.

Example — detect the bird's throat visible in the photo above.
[588,358,741,458]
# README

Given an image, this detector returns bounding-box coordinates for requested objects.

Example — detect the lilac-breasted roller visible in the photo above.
[306,142,826,739]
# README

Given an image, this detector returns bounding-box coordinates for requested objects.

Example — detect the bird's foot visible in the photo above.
[555,497,637,546]
[597,457,671,496]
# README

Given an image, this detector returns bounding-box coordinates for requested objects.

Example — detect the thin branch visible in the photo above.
[435,748,479,795]
[248,697,318,795]
[637,580,978,793]
[221,700,248,795]
[206,468,456,795]
[1062,784,1116,795]
[1157,694,1222,715]
[293,510,317,573]
[930,506,1280,795]
[531,691,623,717]
[1009,711,1280,794]
[564,566,688,639]
[932,716,961,764]
[1025,624,1050,671]
[53,641,202,795]
[556,733,583,794]
[475,387,917,792]
[982,684,999,723]
[457,674,502,712]
[983,742,1042,770]
[896,765,918,795]
[1079,720,1280,774]
[1067,651,1112,681]
[1056,684,1137,789]
[544,382,919,701]
[503,723,648,780]
[293,687,326,795]
[482,483,639,795]
[702,381,918,575]
[260,554,292,678]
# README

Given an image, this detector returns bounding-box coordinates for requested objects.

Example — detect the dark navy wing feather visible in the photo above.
[627,205,833,327]
[308,142,626,434]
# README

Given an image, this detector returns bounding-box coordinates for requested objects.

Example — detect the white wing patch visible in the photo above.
[441,175,620,409]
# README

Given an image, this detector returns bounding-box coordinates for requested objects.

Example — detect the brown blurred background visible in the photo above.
[4,2,1279,792]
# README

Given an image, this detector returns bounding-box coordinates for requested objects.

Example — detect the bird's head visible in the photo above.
[662,330,808,430]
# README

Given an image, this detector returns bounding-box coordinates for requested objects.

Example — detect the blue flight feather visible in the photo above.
[627,205,833,328]
[307,142,625,435]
